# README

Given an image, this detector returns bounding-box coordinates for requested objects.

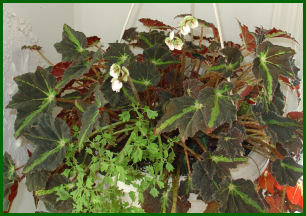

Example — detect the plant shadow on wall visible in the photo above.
[3,14,303,213]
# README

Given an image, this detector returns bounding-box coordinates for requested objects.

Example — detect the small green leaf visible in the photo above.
[271,157,303,187]
[132,148,143,163]
[144,106,158,119]
[165,163,174,172]
[129,191,136,202]
[54,24,88,62]
[119,111,130,122]
[150,187,159,198]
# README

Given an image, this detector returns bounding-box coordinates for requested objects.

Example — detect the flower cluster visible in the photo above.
[109,63,129,93]
[165,31,184,51]
[179,16,199,35]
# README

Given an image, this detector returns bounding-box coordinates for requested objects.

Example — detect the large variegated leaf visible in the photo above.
[217,127,245,158]
[155,83,237,141]
[207,47,243,78]
[104,43,134,67]
[54,24,89,62]
[143,46,180,69]
[25,171,49,192]
[6,67,57,137]
[129,62,161,92]
[138,30,166,49]
[183,79,203,98]
[252,41,295,100]
[3,152,18,211]
[262,111,300,149]
[216,178,265,213]
[191,152,230,202]
[78,90,103,150]
[55,51,102,89]
[271,157,303,187]
[23,114,71,174]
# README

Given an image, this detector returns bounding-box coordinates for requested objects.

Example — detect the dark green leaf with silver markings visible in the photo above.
[191,152,230,202]
[208,47,243,78]
[216,178,265,213]
[25,170,49,192]
[252,41,295,100]
[23,114,71,173]
[183,79,203,99]
[54,24,88,62]
[101,78,135,107]
[6,67,57,137]
[217,127,245,158]
[271,157,303,187]
[143,45,180,69]
[138,31,166,49]
[104,43,134,68]
[129,62,161,92]
[3,152,18,211]
[155,83,237,141]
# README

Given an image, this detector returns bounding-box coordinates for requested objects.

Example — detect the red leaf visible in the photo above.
[137,54,143,62]
[265,195,286,213]
[265,28,298,44]
[279,75,300,99]
[287,112,303,124]
[7,180,19,209]
[237,20,256,52]
[27,149,32,158]
[198,19,220,42]
[50,62,72,81]
[259,170,276,194]
[274,181,284,191]
[87,36,100,47]
[139,18,172,30]
[286,182,303,208]
[237,85,253,108]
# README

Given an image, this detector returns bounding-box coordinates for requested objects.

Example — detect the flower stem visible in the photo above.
[36,50,54,66]
[179,35,186,87]
[127,76,141,106]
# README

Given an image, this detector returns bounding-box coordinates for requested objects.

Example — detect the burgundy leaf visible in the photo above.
[139,18,172,30]
[50,62,72,81]
[265,195,286,213]
[265,28,298,44]
[237,20,256,52]
[86,36,100,47]
[27,149,32,158]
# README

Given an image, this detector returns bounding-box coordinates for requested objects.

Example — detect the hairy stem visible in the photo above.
[36,50,54,66]
[171,162,180,213]
[127,76,141,106]
[179,35,186,87]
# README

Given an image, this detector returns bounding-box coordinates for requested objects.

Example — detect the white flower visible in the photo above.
[169,31,175,40]
[111,78,123,93]
[121,66,129,82]
[180,25,191,35]
[190,19,198,29]
[110,63,120,78]
[174,42,183,50]
[165,37,175,50]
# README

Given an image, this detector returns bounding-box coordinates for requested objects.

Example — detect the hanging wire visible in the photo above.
[119,3,135,43]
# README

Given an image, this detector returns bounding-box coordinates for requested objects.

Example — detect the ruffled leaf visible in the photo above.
[23,114,71,174]
[271,157,303,187]
[139,18,172,30]
[123,27,138,42]
[6,67,57,137]
[237,20,256,52]
[54,24,88,62]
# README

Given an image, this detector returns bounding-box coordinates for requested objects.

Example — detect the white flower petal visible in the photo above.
[169,31,175,40]
[191,19,198,29]
[110,64,120,78]
[180,25,190,35]
[111,79,123,93]
[175,43,183,50]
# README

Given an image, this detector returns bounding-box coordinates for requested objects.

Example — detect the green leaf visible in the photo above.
[129,191,136,202]
[138,30,166,49]
[155,83,237,141]
[143,46,180,69]
[78,99,102,151]
[165,163,174,172]
[271,157,303,187]
[25,170,49,192]
[54,24,88,62]
[6,67,57,137]
[23,114,71,173]
[191,152,230,202]
[132,148,143,163]
[217,127,245,158]
[144,106,158,120]
[119,111,130,122]
[104,43,134,68]
[101,78,135,107]
[252,41,295,100]
[208,47,243,78]
[3,152,18,211]
[150,187,159,198]
[269,84,285,115]
[39,174,73,213]
[129,62,161,92]
[216,178,265,213]
[55,51,102,89]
